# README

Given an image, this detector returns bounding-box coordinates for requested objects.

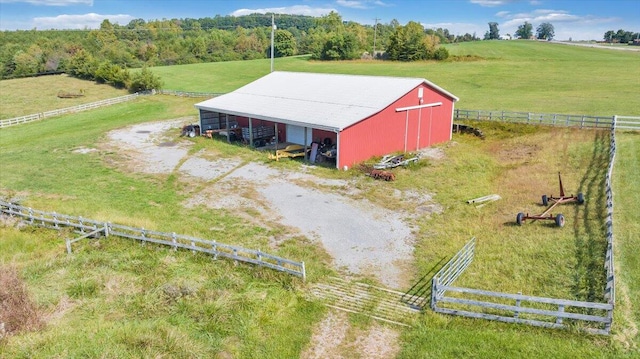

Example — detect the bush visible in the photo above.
[129,66,163,93]
[434,47,450,60]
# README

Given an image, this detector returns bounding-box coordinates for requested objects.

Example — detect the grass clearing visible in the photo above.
[1,41,639,357]
[0,74,129,119]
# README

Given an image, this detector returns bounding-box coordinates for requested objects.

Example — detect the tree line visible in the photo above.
[484,21,555,40]
[0,12,483,89]
[603,29,639,44]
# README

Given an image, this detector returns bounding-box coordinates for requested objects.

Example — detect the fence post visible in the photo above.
[172,232,177,251]
[104,222,109,237]
[66,238,72,254]
[556,305,565,324]
[514,292,521,318]
[301,261,306,282]
[431,277,438,310]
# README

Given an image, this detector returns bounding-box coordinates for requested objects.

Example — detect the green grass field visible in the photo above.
[146,41,640,116]
[1,41,639,358]
[0,74,129,120]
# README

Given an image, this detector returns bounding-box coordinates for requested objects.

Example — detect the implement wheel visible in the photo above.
[542,195,548,206]
[555,214,565,227]
[516,212,525,226]
[577,192,585,204]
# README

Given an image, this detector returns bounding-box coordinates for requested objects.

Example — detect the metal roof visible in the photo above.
[194,71,459,132]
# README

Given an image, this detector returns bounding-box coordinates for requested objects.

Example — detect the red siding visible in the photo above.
[338,84,454,169]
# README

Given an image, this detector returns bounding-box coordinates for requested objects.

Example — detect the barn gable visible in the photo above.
[194,71,458,169]
[195,71,458,131]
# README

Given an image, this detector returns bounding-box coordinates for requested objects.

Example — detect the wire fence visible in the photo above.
[0,200,305,280]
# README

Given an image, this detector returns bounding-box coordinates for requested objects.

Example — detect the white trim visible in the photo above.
[395,102,443,112]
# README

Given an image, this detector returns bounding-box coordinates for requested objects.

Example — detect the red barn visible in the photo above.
[195,71,458,169]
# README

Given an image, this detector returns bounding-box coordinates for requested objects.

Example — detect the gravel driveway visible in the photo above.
[101,119,441,289]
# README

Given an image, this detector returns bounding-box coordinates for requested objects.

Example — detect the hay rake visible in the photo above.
[516,172,584,227]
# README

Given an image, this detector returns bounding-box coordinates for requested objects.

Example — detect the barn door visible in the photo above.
[286,124,312,145]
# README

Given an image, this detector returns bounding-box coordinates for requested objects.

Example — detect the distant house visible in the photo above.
[500,34,512,40]
[194,71,459,169]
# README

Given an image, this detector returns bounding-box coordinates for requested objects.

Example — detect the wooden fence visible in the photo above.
[430,121,618,334]
[431,237,614,335]
[0,93,140,128]
[0,200,305,280]
[604,120,616,303]
[157,89,223,98]
[455,109,622,129]
[614,115,640,131]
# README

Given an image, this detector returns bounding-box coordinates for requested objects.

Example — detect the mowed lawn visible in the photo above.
[1,41,639,358]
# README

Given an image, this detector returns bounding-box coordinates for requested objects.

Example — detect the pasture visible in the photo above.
[0,74,128,120]
[1,41,639,358]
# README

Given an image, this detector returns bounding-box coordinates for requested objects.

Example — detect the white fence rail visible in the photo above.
[430,235,614,335]
[157,89,223,98]
[0,200,305,280]
[0,93,140,128]
[614,115,640,130]
[455,110,640,131]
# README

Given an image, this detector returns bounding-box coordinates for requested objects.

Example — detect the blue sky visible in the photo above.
[0,0,638,41]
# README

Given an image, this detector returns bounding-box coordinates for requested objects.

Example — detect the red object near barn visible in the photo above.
[195,71,459,169]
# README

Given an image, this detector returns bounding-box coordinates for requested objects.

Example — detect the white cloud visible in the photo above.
[336,0,367,9]
[0,0,93,6]
[32,13,133,29]
[231,5,336,17]
[470,0,513,7]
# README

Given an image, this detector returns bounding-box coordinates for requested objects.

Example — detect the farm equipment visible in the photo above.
[516,172,585,227]
[369,169,396,181]
[373,154,419,169]
[268,144,309,161]
[181,124,200,138]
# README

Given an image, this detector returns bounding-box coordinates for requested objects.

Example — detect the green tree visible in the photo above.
[94,61,130,88]
[273,29,297,57]
[129,66,163,93]
[386,22,430,61]
[515,21,533,39]
[536,22,555,40]
[67,49,98,80]
[487,22,500,40]
[604,30,615,43]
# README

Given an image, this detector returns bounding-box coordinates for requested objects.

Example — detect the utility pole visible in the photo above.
[270,14,276,72]
[372,18,380,58]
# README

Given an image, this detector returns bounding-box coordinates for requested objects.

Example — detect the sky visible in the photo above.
[0,0,638,41]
